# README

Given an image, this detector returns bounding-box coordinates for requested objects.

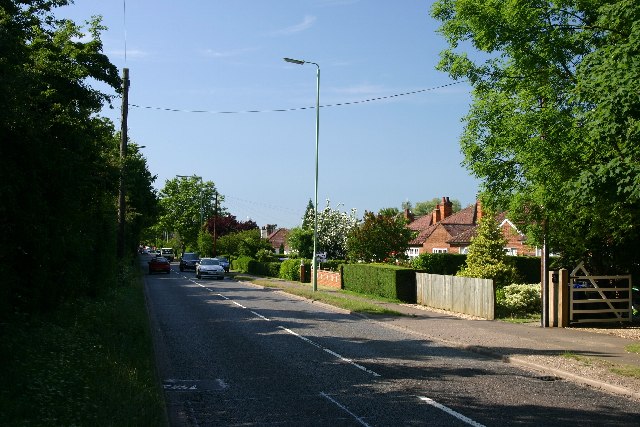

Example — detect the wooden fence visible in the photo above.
[416,273,494,320]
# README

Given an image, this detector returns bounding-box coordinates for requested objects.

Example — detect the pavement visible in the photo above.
[238,275,640,401]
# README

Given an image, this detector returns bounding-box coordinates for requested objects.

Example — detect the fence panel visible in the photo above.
[416,273,494,320]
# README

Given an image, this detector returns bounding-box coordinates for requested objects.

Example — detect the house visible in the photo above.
[265,227,290,254]
[405,197,538,259]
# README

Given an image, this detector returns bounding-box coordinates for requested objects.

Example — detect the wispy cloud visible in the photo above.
[201,47,256,58]
[270,15,316,36]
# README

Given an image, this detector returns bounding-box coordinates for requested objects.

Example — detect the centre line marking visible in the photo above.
[195,283,381,377]
[320,392,371,427]
[418,396,485,427]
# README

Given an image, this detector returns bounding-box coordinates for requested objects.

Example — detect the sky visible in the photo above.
[59,0,479,228]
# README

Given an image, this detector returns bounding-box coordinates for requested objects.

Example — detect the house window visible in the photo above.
[504,247,518,256]
[406,247,420,259]
[459,246,469,254]
[432,248,448,254]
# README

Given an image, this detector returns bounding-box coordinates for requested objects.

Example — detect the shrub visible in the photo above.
[411,253,467,275]
[279,259,302,281]
[342,263,416,302]
[496,283,541,317]
[232,256,253,273]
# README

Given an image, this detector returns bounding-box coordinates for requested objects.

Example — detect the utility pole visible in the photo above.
[117,68,130,259]
[212,192,218,256]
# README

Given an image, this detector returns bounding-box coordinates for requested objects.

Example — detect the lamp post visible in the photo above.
[284,57,320,292]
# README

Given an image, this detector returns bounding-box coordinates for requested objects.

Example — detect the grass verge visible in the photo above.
[0,264,166,425]
[625,342,640,354]
[562,351,640,379]
[247,278,402,316]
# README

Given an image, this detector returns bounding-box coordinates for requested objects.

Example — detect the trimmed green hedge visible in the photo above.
[279,258,303,281]
[342,263,416,303]
[411,253,467,275]
[231,256,281,277]
[507,256,541,283]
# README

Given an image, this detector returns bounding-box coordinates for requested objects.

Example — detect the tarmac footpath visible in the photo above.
[242,276,640,401]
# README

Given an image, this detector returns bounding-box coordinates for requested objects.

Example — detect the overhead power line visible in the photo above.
[128,81,465,114]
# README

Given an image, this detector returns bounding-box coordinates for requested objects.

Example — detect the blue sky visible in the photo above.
[60,0,478,228]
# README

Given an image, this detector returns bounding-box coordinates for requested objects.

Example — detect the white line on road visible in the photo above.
[280,327,381,377]
[320,392,371,427]
[194,283,381,377]
[418,396,486,427]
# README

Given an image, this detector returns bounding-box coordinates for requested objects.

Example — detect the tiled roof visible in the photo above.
[267,228,289,248]
[409,224,437,245]
[446,225,478,244]
[441,203,477,225]
[407,214,433,231]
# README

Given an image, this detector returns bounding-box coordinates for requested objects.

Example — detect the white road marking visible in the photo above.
[418,396,486,427]
[280,327,381,377]
[194,283,381,377]
[320,392,371,427]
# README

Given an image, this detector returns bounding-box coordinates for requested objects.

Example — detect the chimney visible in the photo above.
[432,204,441,223]
[404,208,415,222]
[440,196,453,220]
[475,200,482,224]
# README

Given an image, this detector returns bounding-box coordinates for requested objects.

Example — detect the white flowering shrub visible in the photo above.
[496,283,541,317]
[303,200,358,259]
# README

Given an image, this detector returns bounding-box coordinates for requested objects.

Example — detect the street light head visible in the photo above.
[284,57,305,65]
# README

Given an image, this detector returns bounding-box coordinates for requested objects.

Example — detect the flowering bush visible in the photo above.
[496,283,541,317]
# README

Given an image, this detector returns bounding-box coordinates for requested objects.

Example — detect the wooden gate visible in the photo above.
[569,263,633,324]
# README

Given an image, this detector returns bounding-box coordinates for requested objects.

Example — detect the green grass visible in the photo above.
[625,342,640,354]
[248,278,402,316]
[562,351,640,379]
[0,265,166,426]
[497,314,541,324]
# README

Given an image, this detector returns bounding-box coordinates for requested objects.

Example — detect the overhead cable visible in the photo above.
[128,80,465,114]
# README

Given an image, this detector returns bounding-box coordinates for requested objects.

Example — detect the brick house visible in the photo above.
[405,197,538,259]
[266,228,290,254]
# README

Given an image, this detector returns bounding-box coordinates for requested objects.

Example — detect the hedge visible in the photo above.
[507,256,541,283]
[342,263,416,303]
[232,256,281,277]
[411,253,467,275]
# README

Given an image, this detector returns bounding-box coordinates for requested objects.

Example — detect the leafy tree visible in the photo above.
[431,0,640,275]
[157,177,222,253]
[346,211,416,263]
[301,199,315,229]
[286,227,314,258]
[216,229,272,258]
[378,207,401,217]
[457,211,519,288]
[414,198,462,217]
[302,200,358,259]
[200,214,256,256]
[0,1,132,314]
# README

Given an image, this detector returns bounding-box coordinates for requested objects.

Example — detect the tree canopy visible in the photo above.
[346,211,416,263]
[431,0,640,275]
[1,1,156,314]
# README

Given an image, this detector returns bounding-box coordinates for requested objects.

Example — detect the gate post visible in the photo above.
[549,270,558,327]
[558,269,569,327]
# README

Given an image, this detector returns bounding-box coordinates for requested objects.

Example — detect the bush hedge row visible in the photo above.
[342,263,416,303]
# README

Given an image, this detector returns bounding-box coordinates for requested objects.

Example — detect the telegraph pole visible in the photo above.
[117,68,130,259]
[212,192,218,256]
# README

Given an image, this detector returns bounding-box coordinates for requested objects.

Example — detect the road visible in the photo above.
[144,264,640,426]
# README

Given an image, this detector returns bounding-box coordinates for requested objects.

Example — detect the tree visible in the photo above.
[0,1,130,314]
[378,207,401,217]
[457,211,519,288]
[302,200,358,259]
[346,211,416,263]
[431,0,640,275]
[157,177,223,253]
[414,198,462,216]
[286,227,314,258]
[216,229,272,257]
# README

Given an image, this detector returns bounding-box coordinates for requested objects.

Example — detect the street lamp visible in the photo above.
[284,57,320,292]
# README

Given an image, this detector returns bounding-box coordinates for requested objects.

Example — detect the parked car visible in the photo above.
[196,258,225,280]
[179,252,200,271]
[148,256,171,274]
[161,248,175,262]
[215,256,230,272]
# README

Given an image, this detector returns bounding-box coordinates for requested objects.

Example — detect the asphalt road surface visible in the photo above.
[144,265,640,426]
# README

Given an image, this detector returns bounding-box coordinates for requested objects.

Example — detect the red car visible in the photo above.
[148,256,171,274]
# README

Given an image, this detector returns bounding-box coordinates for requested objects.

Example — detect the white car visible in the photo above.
[196,258,225,280]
